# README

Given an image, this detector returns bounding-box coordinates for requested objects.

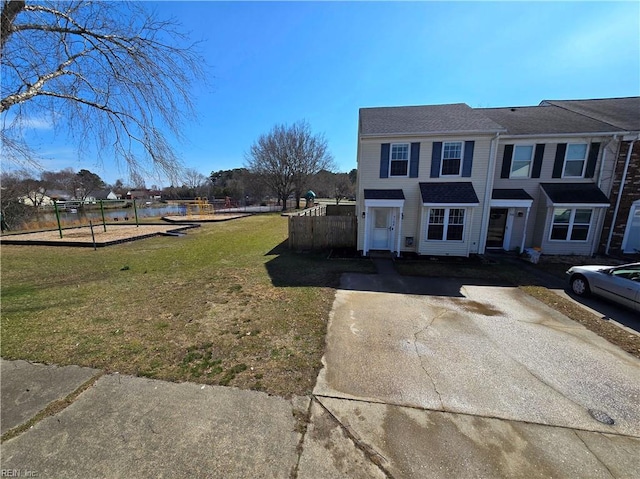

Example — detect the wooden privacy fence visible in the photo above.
[288,215,357,250]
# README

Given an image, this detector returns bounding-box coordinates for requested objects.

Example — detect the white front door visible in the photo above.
[371,208,391,250]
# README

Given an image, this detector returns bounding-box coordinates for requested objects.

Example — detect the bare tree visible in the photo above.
[41,167,76,195]
[333,173,353,205]
[1,0,205,181]
[290,121,334,208]
[0,171,36,229]
[245,121,333,211]
[182,168,207,189]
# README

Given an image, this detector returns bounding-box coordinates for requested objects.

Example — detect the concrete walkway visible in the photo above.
[2,258,639,478]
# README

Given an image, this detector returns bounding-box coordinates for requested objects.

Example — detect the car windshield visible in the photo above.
[611,265,640,281]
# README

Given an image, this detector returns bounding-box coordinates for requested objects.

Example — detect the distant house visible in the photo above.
[127,189,150,200]
[356,96,638,258]
[19,191,54,207]
[93,189,120,200]
[20,189,74,206]
[47,189,74,202]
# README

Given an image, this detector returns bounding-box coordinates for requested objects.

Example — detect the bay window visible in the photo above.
[427,208,465,241]
[550,208,592,241]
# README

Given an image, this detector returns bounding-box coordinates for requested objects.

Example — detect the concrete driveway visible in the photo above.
[309,259,640,478]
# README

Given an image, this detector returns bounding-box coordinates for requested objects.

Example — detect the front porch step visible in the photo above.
[368,250,395,259]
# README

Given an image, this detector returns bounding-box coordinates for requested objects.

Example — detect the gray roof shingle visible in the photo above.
[419,182,479,204]
[492,189,533,200]
[363,189,405,200]
[360,103,505,136]
[541,97,640,132]
[540,183,610,205]
[480,104,620,135]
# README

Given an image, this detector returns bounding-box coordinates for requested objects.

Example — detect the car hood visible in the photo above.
[569,265,609,272]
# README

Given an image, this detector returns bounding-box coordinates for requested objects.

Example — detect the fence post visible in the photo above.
[89,220,97,250]
[100,200,107,232]
[53,200,63,238]
[133,199,139,226]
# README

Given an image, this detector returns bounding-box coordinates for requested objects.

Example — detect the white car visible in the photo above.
[566,263,640,312]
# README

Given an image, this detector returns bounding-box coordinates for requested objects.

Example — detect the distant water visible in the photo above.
[27,204,183,229]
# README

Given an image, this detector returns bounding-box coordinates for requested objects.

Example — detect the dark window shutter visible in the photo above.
[462,141,474,177]
[409,142,420,178]
[532,144,545,178]
[430,142,442,178]
[552,143,567,178]
[380,143,390,178]
[585,142,600,178]
[500,145,514,178]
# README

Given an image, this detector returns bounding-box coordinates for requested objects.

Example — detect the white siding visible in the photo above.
[357,134,494,256]
[418,207,478,256]
[539,207,607,255]
[493,137,614,254]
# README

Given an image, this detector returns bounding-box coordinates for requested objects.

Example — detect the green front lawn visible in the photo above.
[1,214,374,397]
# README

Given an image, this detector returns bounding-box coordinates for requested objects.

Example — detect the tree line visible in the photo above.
[0,164,356,229]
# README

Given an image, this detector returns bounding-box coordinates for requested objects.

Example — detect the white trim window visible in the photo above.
[550,208,592,241]
[389,143,409,177]
[427,207,465,241]
[563,143,588,178]
[511,145,534,178]
[441,142,463,176]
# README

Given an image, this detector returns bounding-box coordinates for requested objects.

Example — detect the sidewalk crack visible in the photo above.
[573,430,616,478]
[289,396,312,479]
[1,371,104,443]
[413,310,448,411]
[313,396,396,479]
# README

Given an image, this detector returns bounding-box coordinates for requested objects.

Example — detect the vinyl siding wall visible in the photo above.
[493,136,613,253]
[357,134,495,256]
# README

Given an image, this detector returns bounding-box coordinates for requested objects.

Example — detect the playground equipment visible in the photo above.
[52,199,140,239]
[185,197,214,216]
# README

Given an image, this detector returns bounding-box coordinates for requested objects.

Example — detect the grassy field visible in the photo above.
[1,214,374,397]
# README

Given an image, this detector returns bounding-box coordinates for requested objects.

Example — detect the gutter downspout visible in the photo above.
[479,132,500,253]
[605,139,636,255]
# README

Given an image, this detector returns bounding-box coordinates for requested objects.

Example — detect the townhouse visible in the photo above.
[356,97,639,258]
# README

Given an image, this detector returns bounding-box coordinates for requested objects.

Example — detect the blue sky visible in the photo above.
[13,1,640,186]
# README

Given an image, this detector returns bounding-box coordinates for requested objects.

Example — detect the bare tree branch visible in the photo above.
[1,0,207,181]
[245,121,334,211]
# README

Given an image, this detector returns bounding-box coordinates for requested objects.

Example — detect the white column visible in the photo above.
[397,206,404,256]
[520,206,531,253]
[363,206,369,256]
